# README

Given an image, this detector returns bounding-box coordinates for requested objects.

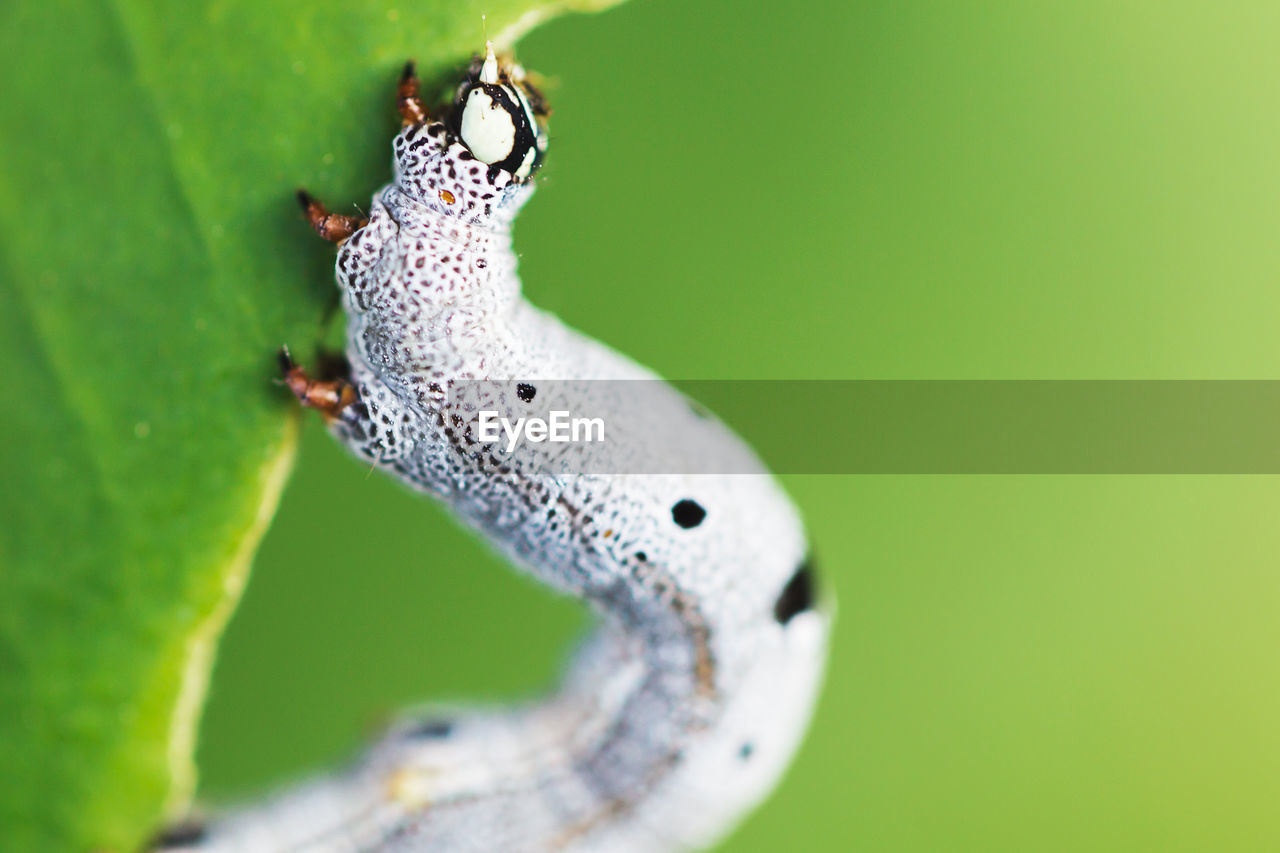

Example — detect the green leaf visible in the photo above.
[0,0,624,849]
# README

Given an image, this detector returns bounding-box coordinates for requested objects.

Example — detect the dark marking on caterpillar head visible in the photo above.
[739,741,755,761]
[774,557,817,625]
[671,499,706,529]
[517,382,536,402]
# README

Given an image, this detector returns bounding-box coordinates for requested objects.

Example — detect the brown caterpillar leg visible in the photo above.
[398,61,428,126]
[297,189,367,243]
[278,346,357,421]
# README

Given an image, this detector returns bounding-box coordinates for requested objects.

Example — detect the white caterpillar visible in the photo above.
[166,44,829,853]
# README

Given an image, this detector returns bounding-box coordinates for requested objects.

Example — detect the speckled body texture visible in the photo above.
[183,83,829,853]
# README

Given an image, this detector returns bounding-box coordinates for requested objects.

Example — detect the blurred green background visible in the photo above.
[199,1,1280,850]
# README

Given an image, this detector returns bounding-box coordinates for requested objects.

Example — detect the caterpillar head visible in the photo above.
[450,42,549,183]
[391,43,549,224]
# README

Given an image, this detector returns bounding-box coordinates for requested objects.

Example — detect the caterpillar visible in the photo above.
[164,43,829,853]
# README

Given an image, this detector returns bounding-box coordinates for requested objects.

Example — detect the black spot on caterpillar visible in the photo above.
[774,558,818,625]
[671,499,706,529]
[405,719,455,740]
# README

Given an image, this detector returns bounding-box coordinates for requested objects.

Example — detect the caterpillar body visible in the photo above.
[169,44,829,853]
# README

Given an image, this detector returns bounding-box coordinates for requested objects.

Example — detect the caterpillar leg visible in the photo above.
[279,347,357,422]
[297,189,367,244]
[397,61,428,126]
